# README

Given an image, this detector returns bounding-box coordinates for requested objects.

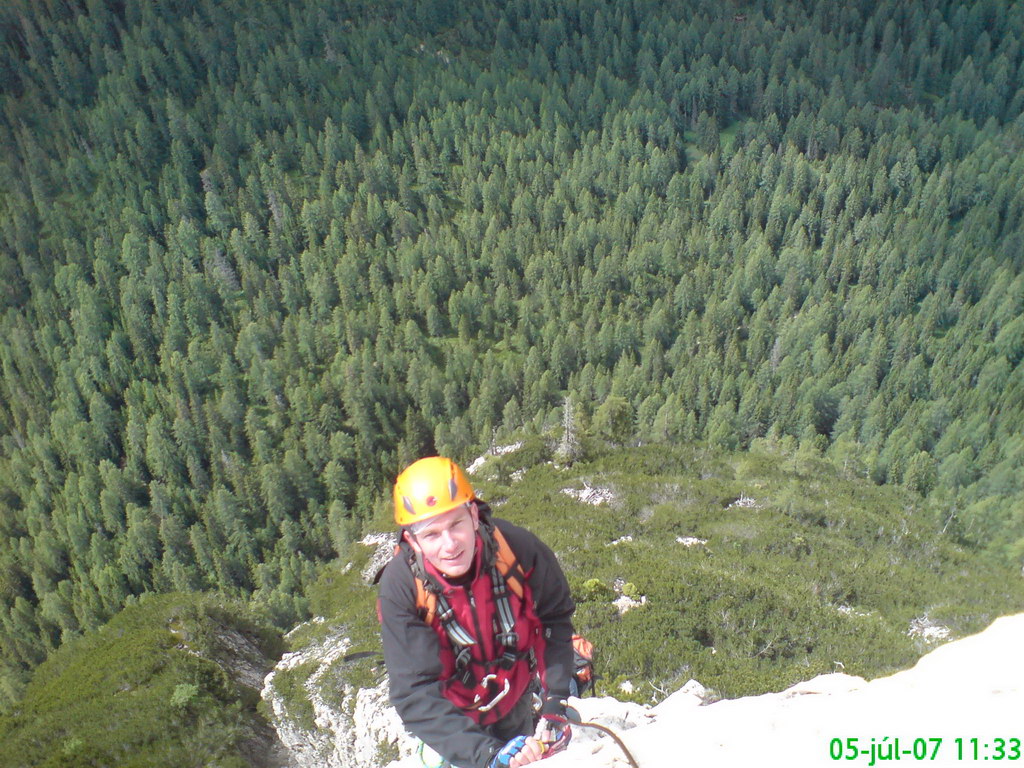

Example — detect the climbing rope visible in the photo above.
[566,715,641,768]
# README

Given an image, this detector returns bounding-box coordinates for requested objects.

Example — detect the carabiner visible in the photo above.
[472,674,512,713]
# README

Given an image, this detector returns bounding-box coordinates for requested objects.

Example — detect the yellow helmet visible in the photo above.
[393,456,475,526]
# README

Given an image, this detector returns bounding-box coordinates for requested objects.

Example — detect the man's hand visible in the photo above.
[511,737,546,766]
[534,713,571,756]
[488,735,547,768]
[534,697,572,756]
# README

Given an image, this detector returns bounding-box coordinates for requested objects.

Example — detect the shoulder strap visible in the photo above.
[416,574,438,625]
[378,537,442,625]
[490,525,526,600]
[401,541,443,625]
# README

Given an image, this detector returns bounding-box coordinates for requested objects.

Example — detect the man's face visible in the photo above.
[407,503,480,579]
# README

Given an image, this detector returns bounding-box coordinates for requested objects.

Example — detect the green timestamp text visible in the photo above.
[829,736,1021,764]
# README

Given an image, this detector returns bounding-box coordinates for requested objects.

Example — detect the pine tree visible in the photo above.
[555,395,583,465]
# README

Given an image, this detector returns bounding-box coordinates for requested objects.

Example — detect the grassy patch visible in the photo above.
[0,593,283,767]
[472,441,1024,702]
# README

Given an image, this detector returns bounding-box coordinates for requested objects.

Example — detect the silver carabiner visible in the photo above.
[473,674,512,713]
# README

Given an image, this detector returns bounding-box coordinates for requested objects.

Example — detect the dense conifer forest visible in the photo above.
[1,0,1023,719]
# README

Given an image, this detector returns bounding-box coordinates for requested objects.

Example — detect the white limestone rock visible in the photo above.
[261,624,417,768]
[467,442,524,474]
[360,533,396,585]
[561,483,615,506]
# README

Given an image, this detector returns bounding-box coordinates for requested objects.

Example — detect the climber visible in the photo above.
[377,456,577,768]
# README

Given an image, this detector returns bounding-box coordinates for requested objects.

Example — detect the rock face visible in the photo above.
[540,613,1024,768]
[267,613,1024,768]
[260,623,417,768]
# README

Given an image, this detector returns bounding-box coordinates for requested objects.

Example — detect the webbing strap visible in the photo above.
[489,565,519,667]
[435,591,476,649]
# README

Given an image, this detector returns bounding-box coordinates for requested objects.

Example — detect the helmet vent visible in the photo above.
[448,477,458,500]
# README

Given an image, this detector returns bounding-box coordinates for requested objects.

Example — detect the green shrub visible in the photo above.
[0,594,282,768]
